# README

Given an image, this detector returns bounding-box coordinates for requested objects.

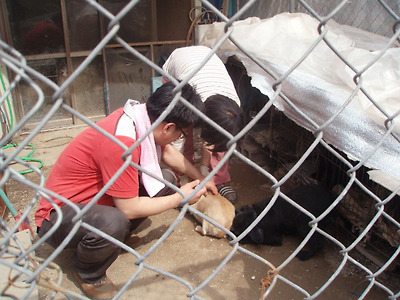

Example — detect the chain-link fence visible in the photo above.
[1,0,400,299]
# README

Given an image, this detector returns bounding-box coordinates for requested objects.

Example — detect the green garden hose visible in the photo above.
[3,143,44,174]
[1,65,43,174]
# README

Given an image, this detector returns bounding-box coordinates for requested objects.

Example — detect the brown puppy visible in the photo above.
[191,193,235,238]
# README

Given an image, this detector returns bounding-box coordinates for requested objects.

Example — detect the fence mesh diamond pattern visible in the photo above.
[0,0,400,299]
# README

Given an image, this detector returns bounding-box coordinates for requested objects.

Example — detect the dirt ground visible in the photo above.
[3,127,400,299]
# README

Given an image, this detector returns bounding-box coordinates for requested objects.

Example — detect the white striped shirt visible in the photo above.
[162,45,240,106]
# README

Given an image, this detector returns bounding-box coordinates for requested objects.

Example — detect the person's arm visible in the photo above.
[161,144,218,194]
[200,143,212,176]
[113,180,205,219]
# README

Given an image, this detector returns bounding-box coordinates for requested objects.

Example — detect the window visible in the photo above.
[1,0,192,132]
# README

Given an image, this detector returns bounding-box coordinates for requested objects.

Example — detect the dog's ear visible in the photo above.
[232,206,258,236]
[250,227,264,244]
[253,198,269,214]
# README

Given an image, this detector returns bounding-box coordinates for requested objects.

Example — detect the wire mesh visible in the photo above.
[1,0,400,299]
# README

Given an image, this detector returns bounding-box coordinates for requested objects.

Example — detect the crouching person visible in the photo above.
[35,82,217,299]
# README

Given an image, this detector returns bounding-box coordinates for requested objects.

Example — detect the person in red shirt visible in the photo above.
[35,82,217,299]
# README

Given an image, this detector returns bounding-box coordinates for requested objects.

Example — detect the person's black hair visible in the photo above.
[146,81,204,129]
[201,95,245,152]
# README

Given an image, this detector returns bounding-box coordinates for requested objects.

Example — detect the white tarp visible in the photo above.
[198,12,400,189]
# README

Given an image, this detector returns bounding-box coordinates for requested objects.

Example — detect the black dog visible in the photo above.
[231,184,335,261]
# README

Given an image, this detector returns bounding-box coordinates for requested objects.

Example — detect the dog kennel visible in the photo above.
[199,12,400,269]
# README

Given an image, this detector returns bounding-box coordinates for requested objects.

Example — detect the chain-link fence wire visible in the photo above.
[238,0,400,39]
[0,0,400,299]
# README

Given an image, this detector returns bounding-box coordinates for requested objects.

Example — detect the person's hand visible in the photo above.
[179,180,207,205]
[198,164,218,195]
[204,179,218,195]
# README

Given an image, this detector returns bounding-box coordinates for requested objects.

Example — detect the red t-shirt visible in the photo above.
[35,108,141,227]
